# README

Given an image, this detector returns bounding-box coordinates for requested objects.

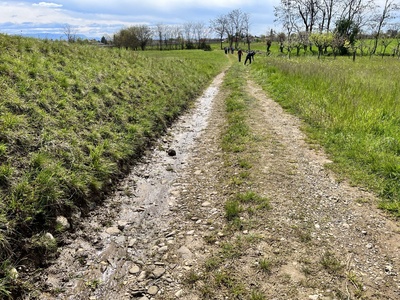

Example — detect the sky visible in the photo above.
[0,1,280,39]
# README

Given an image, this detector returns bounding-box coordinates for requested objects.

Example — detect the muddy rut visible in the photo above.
[34,68,400,300]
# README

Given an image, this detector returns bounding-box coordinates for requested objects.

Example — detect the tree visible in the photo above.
[135,25,153,51]
[193,22,206,48]
[370,0,400,54]
[296,0,320,33]
[63,24,76,42]
[210,15,228,49]
[334,18,360,54]
[242,12,251,50]
[319,0,337,32]
[275,0,298,42]
[156,23,165,50]
[228,9,246,49]
[309,32,334,57]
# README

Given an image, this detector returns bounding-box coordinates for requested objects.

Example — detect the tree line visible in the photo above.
[273,0,400,57]
[101,9,253,51]
[106,22,213,51]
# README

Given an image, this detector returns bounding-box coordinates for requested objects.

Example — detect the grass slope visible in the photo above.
[0,34,227,296]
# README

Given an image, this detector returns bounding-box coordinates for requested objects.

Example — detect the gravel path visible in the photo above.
[35,69,400,300]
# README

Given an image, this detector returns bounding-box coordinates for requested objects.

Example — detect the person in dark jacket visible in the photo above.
[244,51,255,65]
[237,49,243,62]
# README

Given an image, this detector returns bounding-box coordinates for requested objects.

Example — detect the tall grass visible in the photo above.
[0,34,228,294]
[251,55,400,215]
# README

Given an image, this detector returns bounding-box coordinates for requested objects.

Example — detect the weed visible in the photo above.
[204,256,221,271]
[320,251,344,274]
[250,290,266,300]
[85,279,101,291]
[258,258,272,274]
[225,200,241,221]
[185,270,201,285]
[347,271,364,298]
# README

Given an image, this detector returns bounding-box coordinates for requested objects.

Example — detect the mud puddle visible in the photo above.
[38,71,226,299]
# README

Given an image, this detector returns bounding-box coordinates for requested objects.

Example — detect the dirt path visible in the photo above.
[35,68,400,300]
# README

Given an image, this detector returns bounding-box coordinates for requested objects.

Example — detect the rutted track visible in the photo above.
[37,71,226,300]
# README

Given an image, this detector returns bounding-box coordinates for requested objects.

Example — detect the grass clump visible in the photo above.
[320,251,344,274]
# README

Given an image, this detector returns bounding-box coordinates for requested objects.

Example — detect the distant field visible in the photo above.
[0,34,228,296]
[250,54,400,216]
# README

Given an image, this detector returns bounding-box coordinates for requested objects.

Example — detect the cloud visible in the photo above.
[33,2,63,8]
[0,0,278,38]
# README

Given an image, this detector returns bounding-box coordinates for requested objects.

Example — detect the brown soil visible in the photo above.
[32,69,400,300]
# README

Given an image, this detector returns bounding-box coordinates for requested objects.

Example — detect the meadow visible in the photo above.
[250,54,400,216]
[0,34,228,296]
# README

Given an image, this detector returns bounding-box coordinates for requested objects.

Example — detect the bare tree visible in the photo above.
[228,9,246,49]
[242,12,251,50]
[318,0,338,32]
[156,23,165,50]
[183,22,195,49]
[339,0,375,28]
[193,21,206,48]
[275,0,298,42]
[63,24,76,42]
[370,0,400,54]
[296,0,320,33]
[210,15,228,49]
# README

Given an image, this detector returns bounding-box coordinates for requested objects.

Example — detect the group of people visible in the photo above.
[235,49,256,65]
[224,46,256,65]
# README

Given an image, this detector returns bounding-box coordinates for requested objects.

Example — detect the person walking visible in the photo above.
[238,49,243,62]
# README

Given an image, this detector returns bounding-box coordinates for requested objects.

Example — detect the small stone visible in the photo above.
[138,271,147,281]
[56,216,70,231]
[117,221,128,231]
[8,267,18,280]
[385,265,393,273]
[158,246,168,253]
[186,230,195,235]
[153,267,166,278]
[175,289,184,297]
[44,232,55,241]
[129,265,140,274]
[167,149,176,156]
[177,246,193,259]
[202,201,211,207]
[342,223,350,229]
[366,243,373,249]
[105,227,120,235]
[148,286,159,295]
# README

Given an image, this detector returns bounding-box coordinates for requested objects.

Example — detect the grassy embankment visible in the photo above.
[0,34,228,296]
[250,55,400,216]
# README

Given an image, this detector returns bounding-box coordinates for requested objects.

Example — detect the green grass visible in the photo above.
[251,54,400,216]
[0,34,228,296]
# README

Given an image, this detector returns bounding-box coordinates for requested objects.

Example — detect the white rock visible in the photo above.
[129,265,140,274]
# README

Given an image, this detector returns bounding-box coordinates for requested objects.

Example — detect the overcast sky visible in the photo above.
[0,1,280,39]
